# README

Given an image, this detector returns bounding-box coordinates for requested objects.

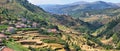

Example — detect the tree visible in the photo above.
[73,44,81,51]
[64,43,70,51]
[117,41,120,49]
[112,33,119,44]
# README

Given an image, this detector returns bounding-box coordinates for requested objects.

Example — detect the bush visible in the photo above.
[0,25,8,31]
[72,44,81,51]
[112,33,119,44]
[4,32,12,35]
[63,43,70,51]
[103,45,113,50]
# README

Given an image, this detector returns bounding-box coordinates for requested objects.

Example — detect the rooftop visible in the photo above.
[1,47,14,51]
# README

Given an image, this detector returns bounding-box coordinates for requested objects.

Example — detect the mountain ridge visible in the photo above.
[40,1,119,18]
[1,0,120,51]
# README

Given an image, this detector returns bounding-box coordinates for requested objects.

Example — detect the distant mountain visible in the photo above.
[68,1,89,5]
[84,1,118,9]
[40,1,119,18]
[116,3,120,7]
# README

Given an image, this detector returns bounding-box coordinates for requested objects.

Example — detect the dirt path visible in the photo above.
[101,37,113,44]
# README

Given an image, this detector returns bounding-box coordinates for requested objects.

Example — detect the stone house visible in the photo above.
[32,22,38,28]
[0,46,14,51]
[47,29,57,33]
[6,27,16,34]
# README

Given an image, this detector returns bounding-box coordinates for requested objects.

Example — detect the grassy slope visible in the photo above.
[0,0,52,51]
[1,0,119,50]
[5,41,29,51]
[0,0,51,22]
[92,16,120,38]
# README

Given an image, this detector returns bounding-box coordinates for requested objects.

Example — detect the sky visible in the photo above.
[28,0,120,5]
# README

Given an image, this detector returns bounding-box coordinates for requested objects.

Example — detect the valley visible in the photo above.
[0,0,120,51]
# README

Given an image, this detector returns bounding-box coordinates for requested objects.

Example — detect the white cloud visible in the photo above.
[28,0,63,5]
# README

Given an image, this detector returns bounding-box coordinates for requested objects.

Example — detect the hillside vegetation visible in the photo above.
[0,0,120,51]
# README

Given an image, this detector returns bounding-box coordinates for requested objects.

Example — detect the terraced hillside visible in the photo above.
[0,0,120,51]
[0,0,92,51]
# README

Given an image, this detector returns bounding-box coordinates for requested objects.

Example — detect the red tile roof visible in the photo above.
[1,47,14,51]
[0,34,6,38]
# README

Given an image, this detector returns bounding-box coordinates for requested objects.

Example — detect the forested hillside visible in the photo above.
[0,0,120,51]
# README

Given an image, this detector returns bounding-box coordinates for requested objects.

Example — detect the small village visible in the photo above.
[0,17,66,51]
[1,0,120,51]
[0,17,117,51]
[0,17,111,51]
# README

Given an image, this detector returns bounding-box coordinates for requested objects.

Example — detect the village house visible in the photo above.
[20,24,27,28]
[6,26,16,34]
[0,46,14,51]
[21,18,27,23]
[47,29,57,33]
[15,22,27,28]
[32,22,38,28]
[16,25,22,28]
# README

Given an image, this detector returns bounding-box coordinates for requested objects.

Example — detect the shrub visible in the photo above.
[0,25,8,31]
[72,44,81,51]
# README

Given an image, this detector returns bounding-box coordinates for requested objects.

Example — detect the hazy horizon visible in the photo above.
[28,0,120,5]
